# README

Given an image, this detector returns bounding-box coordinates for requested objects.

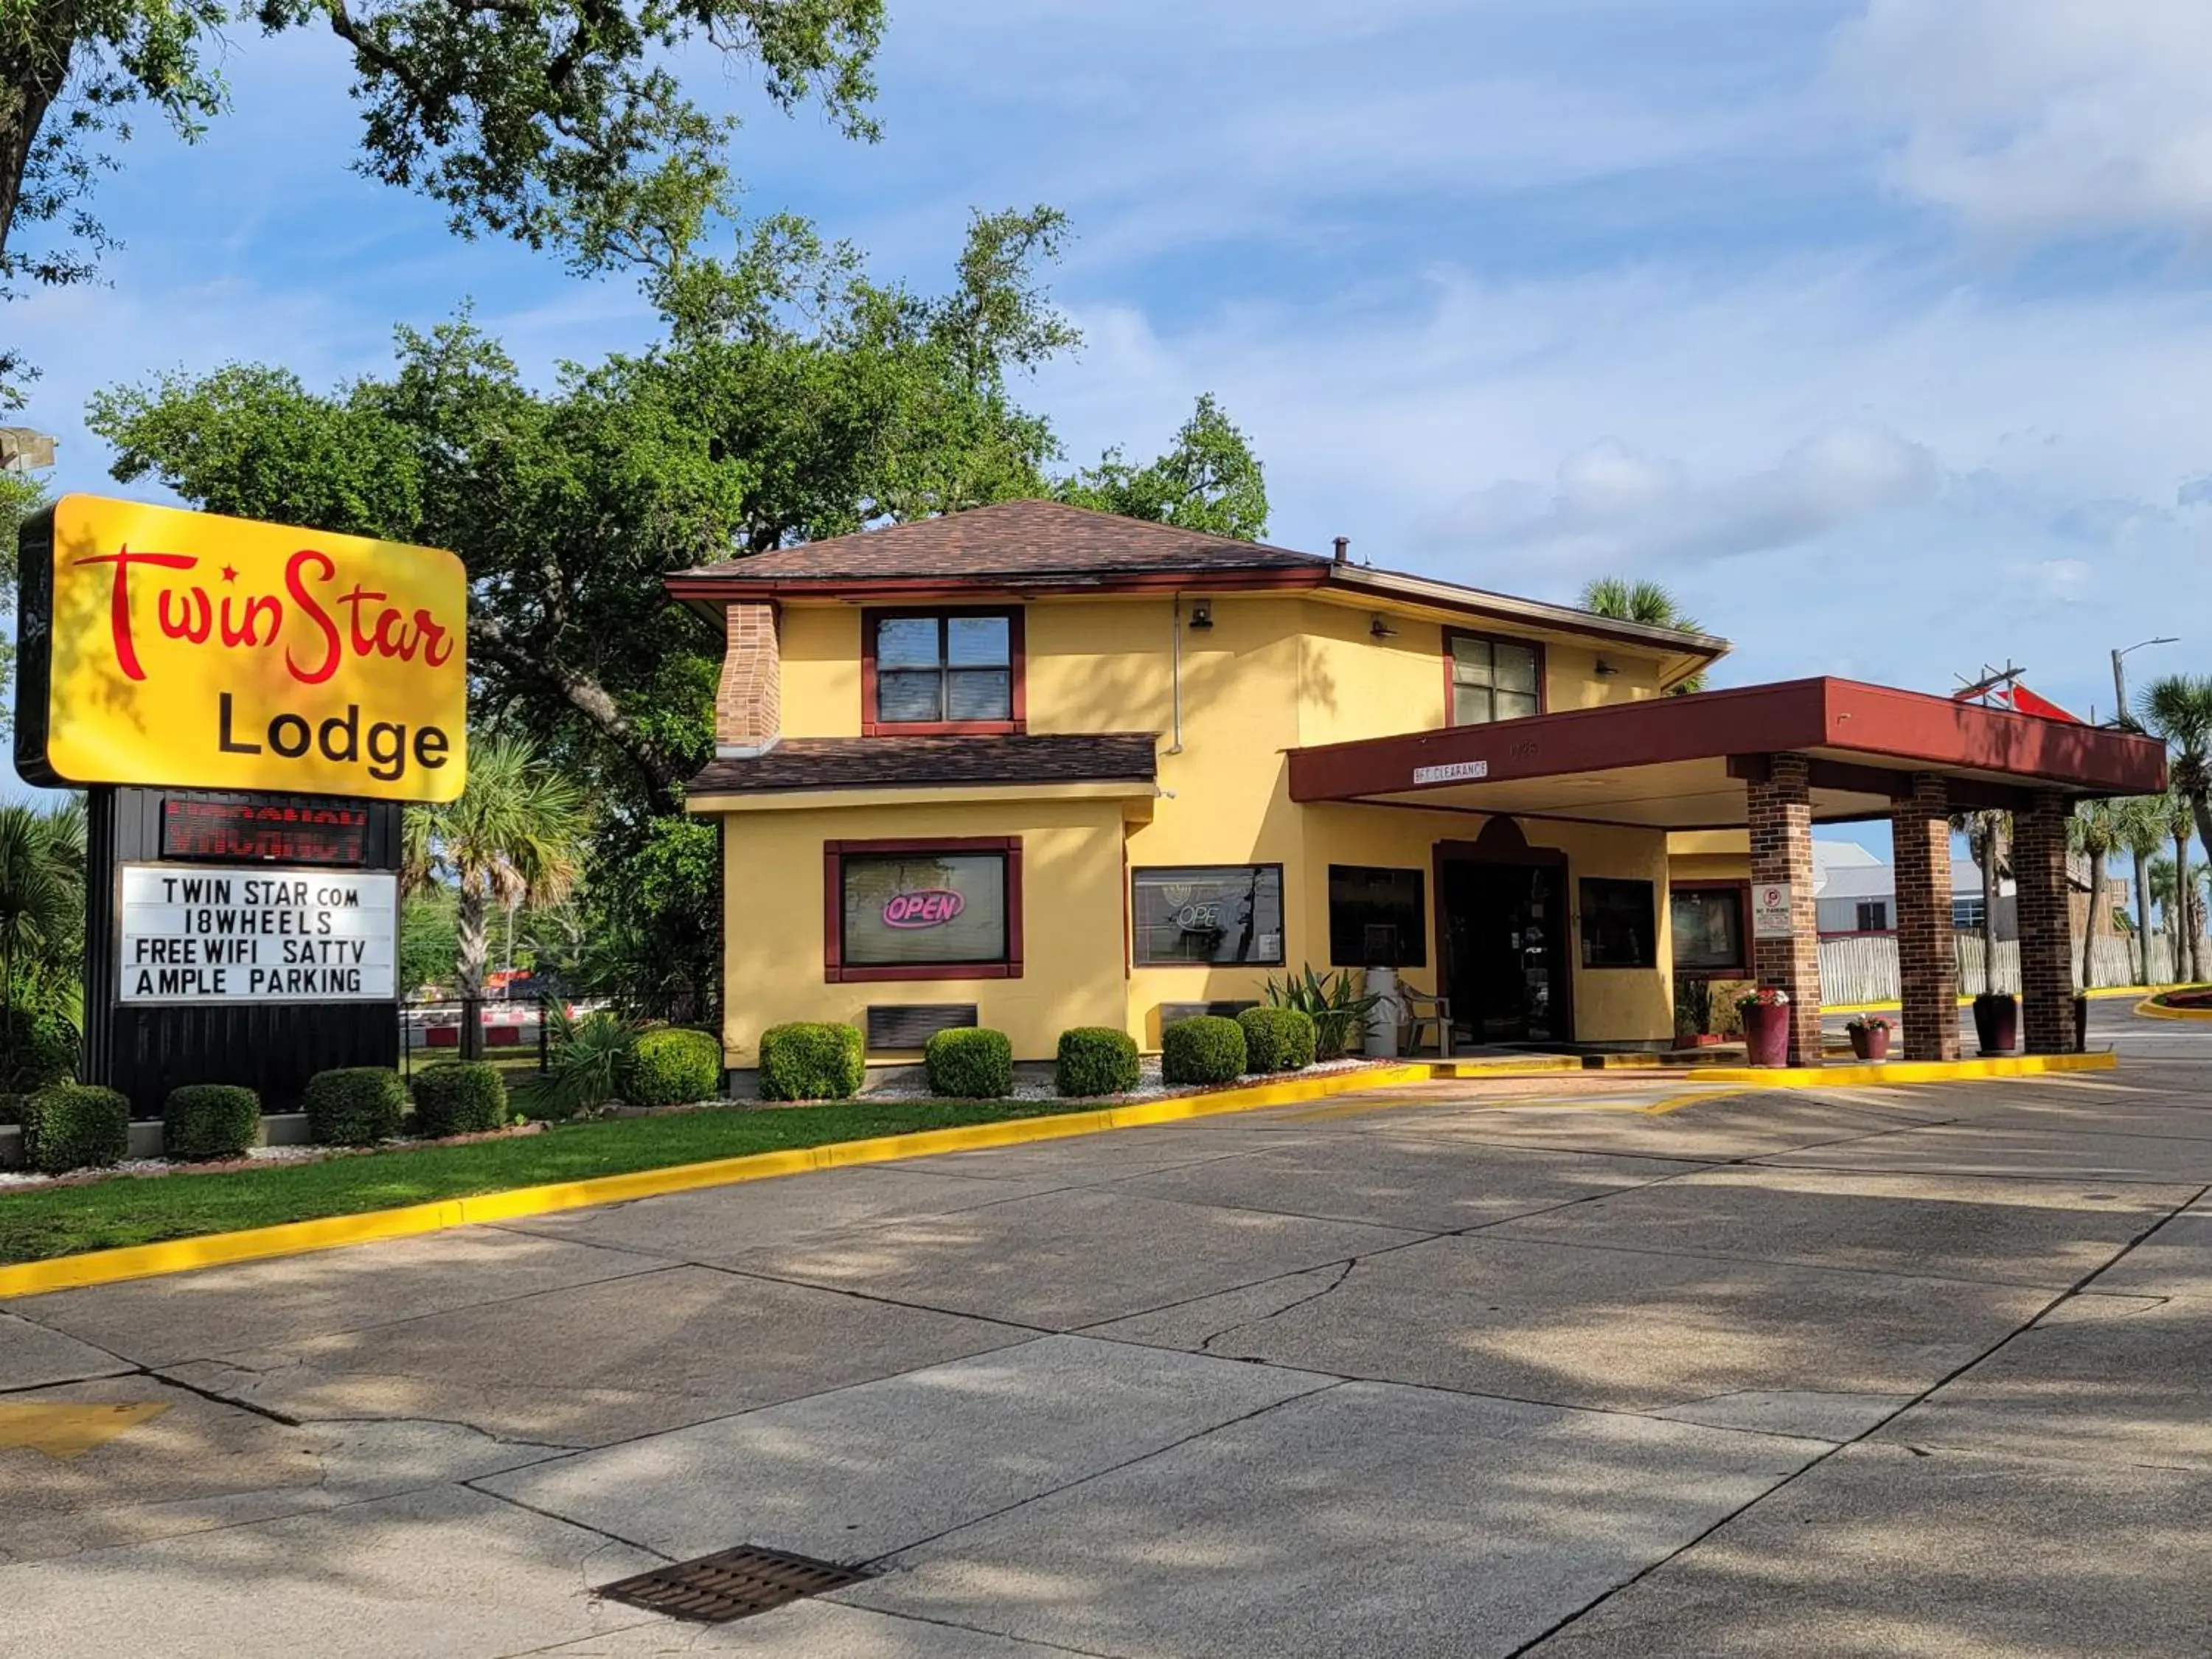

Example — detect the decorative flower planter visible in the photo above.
[1742,1003,1791,1068]
[1972,992,2018,1056]
[1848,1023,1891,1061]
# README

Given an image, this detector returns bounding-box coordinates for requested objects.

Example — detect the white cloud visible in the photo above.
[1832,0,2212,240]
[1419,424,1940,576]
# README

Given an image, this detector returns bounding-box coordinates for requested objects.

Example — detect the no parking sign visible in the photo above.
[1750,882,1795,939]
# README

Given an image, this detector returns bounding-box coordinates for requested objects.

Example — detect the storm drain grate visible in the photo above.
[596,1545,872,1624]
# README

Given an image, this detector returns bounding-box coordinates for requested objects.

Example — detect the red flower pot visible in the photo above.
[1742,1002,1791,1068]
[1848,1024,1891,1061]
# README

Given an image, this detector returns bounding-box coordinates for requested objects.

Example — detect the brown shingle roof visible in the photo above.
[689,732,1159,797]
[674,499,1321,585]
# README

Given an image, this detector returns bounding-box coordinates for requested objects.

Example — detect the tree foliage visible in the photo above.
[0,0,886,389]
[1576,576,1708,694]
[1056,393,1268,541]
[0,797,84,1074]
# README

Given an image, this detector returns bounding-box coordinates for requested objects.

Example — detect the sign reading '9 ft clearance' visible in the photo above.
[15,495,468,803]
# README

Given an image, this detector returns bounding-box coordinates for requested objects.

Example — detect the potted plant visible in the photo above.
[1673,978,1719,1048]
[1846,1015,1891,1062]
[1737,987,1792,1068]
[1972,991,2017,1055]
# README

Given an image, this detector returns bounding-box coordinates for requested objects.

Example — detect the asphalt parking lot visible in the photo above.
[5,1002,2211,1658]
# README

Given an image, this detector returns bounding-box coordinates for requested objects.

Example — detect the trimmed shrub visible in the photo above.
[1056,1026,1141,1097]
[411,1062,507,1137]
[305,1067,407,1146]
[21,1084,130,1175]
[1161,1015,1246,1086]
[1238,1006,1316,1073]
[759,1022,865,1102]
[621,1027,723,1108]
[163,1084,260,1161]
[925,1027,1014,1099]
[0,1006,77,1094]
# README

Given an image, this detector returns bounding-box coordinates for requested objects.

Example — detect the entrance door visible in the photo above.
[1441,859,1569,1044]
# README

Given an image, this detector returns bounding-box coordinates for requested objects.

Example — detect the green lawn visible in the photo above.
[0,1096,1091,1265]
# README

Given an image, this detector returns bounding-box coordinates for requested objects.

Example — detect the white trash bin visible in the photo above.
[1364,965,1402,1058]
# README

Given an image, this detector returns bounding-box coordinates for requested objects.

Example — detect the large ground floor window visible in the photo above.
[1579,877,1656,969]
[825,837,1023,982]
[1328,864,1427,967]
[1131,865,1285,966]
[1669,882,1747,975]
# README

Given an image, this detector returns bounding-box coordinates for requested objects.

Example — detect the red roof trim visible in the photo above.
[1287,678,2167,803]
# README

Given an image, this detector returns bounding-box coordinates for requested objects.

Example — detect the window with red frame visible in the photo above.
[864,611,1023,734]
[824,838,1023,982]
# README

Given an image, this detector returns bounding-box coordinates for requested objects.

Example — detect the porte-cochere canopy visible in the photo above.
[1290,676,2166,1068]
[1285,677,2165,827]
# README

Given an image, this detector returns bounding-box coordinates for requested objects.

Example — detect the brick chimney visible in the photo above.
[715,602,780,757]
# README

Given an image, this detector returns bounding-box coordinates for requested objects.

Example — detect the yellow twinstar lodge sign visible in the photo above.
[15,496,467,802]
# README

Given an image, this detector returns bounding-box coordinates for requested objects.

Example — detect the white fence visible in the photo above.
[1816,933,2208,1005]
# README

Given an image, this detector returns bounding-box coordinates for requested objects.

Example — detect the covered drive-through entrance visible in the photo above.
[1290,677,2167,1064]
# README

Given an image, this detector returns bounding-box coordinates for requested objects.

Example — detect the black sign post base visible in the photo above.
[85,786,404,1118]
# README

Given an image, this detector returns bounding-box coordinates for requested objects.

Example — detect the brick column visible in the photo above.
[1890,775,1959,1061]
[715,602,780,757]
[1748,753,1822,1065]
[2014,790,2076,1054]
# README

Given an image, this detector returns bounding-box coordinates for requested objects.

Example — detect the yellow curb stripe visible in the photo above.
[0,1051,2115,1300]
[1649,1051,2116,1088]
[0,1064,1437,1300]
[2134,997,2212,1022]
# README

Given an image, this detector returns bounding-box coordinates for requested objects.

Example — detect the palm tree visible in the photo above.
[0,799,84,1016]
[2140,676,2212,980]
[403,735,589,1057]
[1578,577,1708,694]
[2166,789,2205,982]
[2068,800,2119,990]
[1952,808,2009,992]
[2114,796,2170,984]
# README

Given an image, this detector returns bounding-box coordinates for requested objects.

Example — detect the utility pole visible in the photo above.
[2113,637,2179,723]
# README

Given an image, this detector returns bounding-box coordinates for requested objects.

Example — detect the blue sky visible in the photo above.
[13,0,2211,855]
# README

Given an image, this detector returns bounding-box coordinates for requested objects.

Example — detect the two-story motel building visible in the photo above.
[666,501,2164,1082]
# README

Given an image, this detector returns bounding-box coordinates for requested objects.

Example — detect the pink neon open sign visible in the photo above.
[882,888,965,929]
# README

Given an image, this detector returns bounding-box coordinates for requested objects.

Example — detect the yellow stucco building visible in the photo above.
[668,500,2162,1079]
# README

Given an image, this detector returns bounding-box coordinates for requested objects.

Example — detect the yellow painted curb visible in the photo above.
[2134,997,2212,1022]
[0,1048,2118,1300]
[0,1063,1438,1300]
[1658,1051,2117,1088]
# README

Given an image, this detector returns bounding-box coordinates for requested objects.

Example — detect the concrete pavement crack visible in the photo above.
[1198,1256,1357,1352]
[1499,1174,2212,1658]
[466,1481,676,1565]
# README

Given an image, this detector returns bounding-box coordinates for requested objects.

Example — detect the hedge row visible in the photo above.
[745,1009,1328,1104]
[10,1062,525,1175]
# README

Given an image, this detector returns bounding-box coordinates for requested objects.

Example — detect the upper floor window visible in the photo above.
[863,609,1024,736]
[1447,631,1542,726]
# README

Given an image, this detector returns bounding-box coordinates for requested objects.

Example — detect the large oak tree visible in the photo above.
[0,0,883,389]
